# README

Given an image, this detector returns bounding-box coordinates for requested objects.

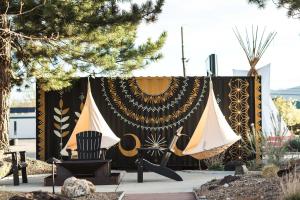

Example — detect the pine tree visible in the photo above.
[248,0,300,18]
[0,0,166,150]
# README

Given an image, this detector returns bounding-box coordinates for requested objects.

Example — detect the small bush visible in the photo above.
[287,138,300,152]
[281,175,300,200]
[203,153,224,171]
[261,164,279,178]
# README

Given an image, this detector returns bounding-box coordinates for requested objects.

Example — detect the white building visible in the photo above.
[9,107,36,139]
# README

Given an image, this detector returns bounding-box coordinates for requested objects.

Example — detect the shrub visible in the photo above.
[287,138,300,152]
[261,164,279,178]
[203,153,224,171]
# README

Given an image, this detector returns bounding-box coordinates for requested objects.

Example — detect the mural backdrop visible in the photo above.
[36,76,261,169]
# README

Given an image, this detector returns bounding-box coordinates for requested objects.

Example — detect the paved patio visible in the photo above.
[0,170,234,194]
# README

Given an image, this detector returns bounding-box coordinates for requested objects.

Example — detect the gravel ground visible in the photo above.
[194,174,283,200]
[0,191,121,200]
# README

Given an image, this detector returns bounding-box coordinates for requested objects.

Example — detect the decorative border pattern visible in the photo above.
[228,79,250,161]
[254,76,262,133]
[37,89,46,160]
[254,76,262,164]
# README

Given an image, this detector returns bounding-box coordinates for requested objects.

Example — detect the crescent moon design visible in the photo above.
[173,134,190,157]
[118,133,141,157]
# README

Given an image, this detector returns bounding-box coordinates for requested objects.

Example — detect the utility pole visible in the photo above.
[181,26,186,77]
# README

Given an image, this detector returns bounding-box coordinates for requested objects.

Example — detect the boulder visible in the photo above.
[61,177,95,198]
[0,161,12,178]
[224,160,244,171]
[235,165,249,175]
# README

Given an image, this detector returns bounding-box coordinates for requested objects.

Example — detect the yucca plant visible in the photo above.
[233,26,277,76]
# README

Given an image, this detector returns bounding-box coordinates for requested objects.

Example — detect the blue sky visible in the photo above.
[133,0,300,90]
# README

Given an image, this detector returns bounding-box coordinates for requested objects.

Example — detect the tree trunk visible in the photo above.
[0,14,12,150]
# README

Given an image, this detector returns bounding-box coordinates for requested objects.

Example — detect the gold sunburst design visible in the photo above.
[108,79,201,124]
[144,133,167,157]
[129,77,179,104]
[136,77,172,95]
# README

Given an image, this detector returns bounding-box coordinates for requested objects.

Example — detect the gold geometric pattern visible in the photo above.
[37,89,46,161]
[228,79,250,161]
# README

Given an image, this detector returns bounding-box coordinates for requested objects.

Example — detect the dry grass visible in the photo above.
[281,174,300,200]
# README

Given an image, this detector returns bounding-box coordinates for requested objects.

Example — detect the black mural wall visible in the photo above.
[36,76,261,169]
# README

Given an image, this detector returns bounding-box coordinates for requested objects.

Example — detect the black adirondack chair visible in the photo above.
[3,151,28,186]
[77,131,103,160]
[67,131,106,160]
[136,127,184,182]
[46,131,120,186]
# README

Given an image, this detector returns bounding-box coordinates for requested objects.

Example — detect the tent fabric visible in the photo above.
[61,81,120,156]
[233,64,291,136]
[182,80,241,160]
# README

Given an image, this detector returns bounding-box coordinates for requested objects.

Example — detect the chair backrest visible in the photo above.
[76,131,102,160]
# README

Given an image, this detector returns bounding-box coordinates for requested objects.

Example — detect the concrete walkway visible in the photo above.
[124,192,196,200]
[0,170,233,194]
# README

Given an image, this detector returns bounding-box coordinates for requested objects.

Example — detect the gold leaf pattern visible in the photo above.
[54,123,60,129]
[59,99,63,108]
[62,108,70,115]
[53,99,71,138]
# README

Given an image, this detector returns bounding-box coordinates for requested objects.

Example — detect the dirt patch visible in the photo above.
[194,174,282,200]
[25,158,52,175]
[0,191,121,200]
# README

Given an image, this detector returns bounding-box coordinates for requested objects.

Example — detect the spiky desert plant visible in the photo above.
[233,26,277,76]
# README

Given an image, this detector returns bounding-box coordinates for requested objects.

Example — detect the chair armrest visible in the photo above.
[19,151,26,162]
[66,149,72,160]
[100,148,107,160]
[4,151,17,155]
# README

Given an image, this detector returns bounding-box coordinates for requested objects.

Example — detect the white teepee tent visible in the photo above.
[61,80,120,156]
[233,64,291,136]
[182,80,241,160]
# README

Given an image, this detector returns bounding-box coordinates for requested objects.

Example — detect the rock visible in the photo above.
[0,161,12,178]
[235,165,249,175]
[219,175,240,185]
[224,160,244,171]
[61,177,95,198]
[208,184,218,190]
[224,183,229,187]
